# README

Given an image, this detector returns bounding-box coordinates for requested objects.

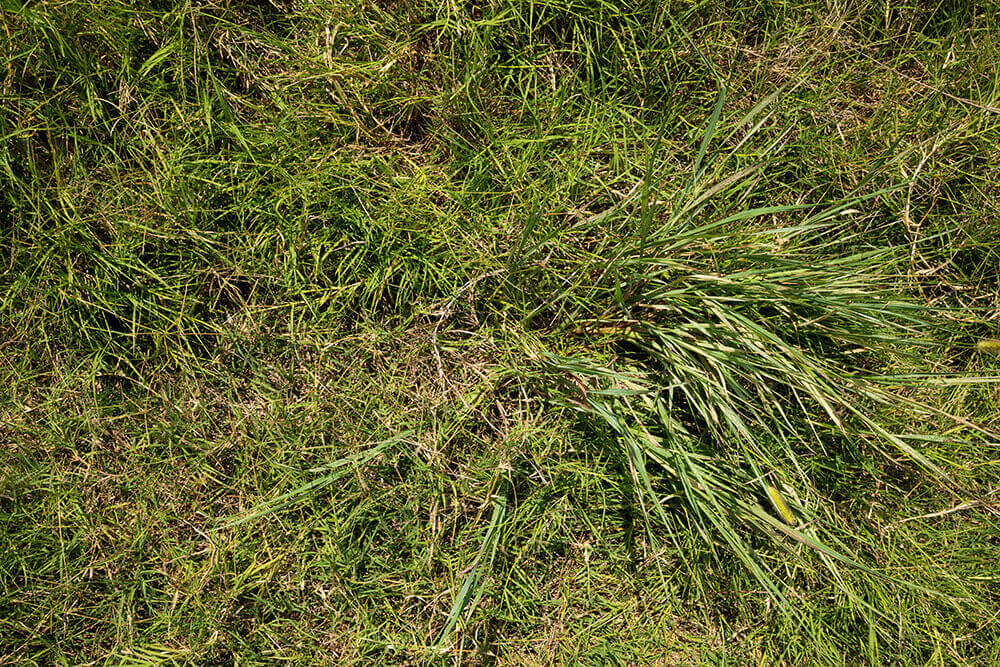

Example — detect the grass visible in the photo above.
[2,0,1000,663]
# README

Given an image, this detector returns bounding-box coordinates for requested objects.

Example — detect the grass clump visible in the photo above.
[2,0,1000,664]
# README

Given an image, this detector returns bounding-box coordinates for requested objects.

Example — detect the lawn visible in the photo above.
[2,1,999,664]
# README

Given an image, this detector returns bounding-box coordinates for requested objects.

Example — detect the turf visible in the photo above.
[2,0,1000,664]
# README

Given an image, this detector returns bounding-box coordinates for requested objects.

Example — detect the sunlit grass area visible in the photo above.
[2,1,999,663]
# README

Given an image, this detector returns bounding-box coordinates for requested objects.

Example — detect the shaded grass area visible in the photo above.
[2,0,1000,663]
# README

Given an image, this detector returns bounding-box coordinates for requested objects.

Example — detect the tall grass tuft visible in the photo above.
[507,88,997,638]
